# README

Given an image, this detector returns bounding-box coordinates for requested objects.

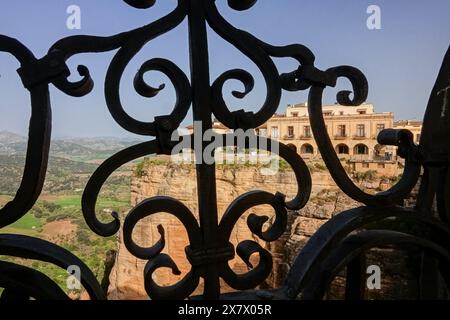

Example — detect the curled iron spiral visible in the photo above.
[0,0,449,300]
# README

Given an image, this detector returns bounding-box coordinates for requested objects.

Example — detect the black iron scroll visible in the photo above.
[0,1,449,300]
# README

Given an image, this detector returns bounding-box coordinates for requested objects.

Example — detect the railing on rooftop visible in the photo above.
[0,0,449,300]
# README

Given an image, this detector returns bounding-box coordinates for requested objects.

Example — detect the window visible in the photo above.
[286,143,297,153]
[271,127,279,138]
[259,128,267,137]
[378,163,386,169]
[323,111,332,116]
[356,124,365,137]
[357,109,367,114]
[288,126,294,137]
[301,144,314,154]
[362,163,370,168]
[292,112,298,117]
[303,125,311,138]
[376,124,385,134]
[337,125,346,137]
[337,144,349,154]
[355,144,369,155]
[339,111,344,115]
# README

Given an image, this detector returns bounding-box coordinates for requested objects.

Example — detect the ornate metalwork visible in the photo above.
[0,0,449,300]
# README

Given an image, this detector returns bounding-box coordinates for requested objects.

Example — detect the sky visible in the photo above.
[0,0,450,138]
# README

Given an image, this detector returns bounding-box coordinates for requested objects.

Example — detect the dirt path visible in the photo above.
[42,220,77,244]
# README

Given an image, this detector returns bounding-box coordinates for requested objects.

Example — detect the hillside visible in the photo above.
[0,155,110,195]
[0,132,136,297]
[0,131,144,161]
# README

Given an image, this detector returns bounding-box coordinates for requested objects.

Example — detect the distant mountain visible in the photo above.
[0,131,144,161]
[58,137,143,152]
[0,131,27,155]
[0,131,27,144]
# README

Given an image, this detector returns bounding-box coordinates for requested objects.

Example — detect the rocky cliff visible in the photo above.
[107,161,377,299]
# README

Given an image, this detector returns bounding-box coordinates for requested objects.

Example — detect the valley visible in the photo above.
[0,131,140,296]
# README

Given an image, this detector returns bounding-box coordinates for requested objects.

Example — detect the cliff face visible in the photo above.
[108,163,365,300]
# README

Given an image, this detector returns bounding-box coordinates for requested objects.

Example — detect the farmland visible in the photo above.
[0,132,141,296]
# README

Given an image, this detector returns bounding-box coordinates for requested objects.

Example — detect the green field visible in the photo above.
[0,213,43,236]
[0,182,131,296]
[0,136,137,296]
[54,194,130,209]
[0,192,126,294]
[8,214,43,230]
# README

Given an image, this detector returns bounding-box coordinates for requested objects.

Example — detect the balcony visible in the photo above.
[333,134,348,140]
[353,135,367,140]
[373,154,396,161]
[283,135,295,140]
[351,154,371,161]
[299,135,313,140]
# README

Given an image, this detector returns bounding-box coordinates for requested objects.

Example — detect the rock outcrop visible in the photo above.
[108,162,367,299]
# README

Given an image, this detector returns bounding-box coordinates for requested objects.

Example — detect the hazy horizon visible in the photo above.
[1,0,449,138]
[0,129,146,141]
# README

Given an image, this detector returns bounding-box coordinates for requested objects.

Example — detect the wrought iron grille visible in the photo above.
[0,0,449,300]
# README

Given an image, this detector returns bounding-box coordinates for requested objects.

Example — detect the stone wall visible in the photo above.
[107,162,373,299]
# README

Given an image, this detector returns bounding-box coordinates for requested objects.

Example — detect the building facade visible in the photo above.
[185,102,422,176]
[257,103,396,159]
[393,120,423,144]
[255,102,422,176]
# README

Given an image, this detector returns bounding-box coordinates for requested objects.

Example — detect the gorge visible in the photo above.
[107,159,408,299]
